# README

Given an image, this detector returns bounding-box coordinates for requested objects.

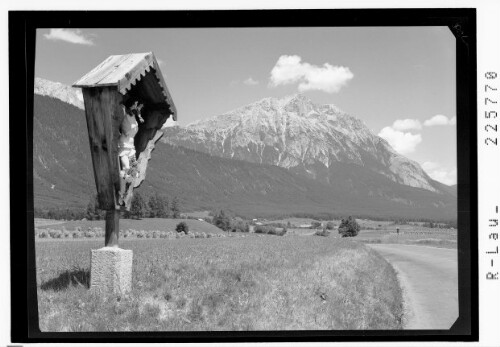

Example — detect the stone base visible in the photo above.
[90,247,133,295]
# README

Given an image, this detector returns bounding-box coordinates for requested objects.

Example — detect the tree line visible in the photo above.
[35,192,181,221]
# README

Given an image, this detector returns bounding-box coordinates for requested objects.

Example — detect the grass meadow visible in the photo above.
[355,227,457,249]
[36,235,404,331]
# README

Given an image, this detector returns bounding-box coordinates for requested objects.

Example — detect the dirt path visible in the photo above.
[367,244,458,329]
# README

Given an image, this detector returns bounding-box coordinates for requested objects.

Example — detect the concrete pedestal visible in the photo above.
[90,247,133,295]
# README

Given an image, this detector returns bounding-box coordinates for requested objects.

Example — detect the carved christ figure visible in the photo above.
[118,101,144,205]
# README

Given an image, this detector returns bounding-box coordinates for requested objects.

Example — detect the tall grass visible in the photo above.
[37,237,403,331]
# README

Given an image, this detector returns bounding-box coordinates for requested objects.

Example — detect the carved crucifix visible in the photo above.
[73,52,177,247]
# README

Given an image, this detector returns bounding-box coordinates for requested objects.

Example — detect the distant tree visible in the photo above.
[325,221,335,230]
[213,210,231,231]
[287,221,292,228]
[338,216,360,237]
[148,193,169,218]
[175,221,189,234]
[128,192,147,219]
[85,194,103,220]
[171,196,181,218]
[157,195,170,218]
[231,220,250,233]
[147,195,157,218]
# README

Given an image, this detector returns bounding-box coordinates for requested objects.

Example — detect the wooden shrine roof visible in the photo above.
[73,52,177,120]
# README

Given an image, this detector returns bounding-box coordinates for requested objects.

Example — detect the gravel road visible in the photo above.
[368,244,458,329]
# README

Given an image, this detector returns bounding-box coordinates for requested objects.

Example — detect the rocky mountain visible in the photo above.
[32,79,457,220]
[34,77,84,110]
[163,94,443,193]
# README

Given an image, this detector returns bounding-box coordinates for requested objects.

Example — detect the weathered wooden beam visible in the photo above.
[104,209,120,247]
[82,87,124,210]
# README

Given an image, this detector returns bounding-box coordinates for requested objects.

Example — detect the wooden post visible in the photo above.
[105,210,120,247]
[82,87,124,211]
[81,87,124,247]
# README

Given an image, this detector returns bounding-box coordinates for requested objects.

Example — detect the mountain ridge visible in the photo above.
[162,94,444,193]
[32,79,457,221]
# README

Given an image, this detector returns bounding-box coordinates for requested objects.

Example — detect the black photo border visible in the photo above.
[10,8,477,343]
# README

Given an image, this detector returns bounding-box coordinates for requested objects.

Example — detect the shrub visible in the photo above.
[325,221,335,230]
[231,220,250,233]
[212,210,231,231]
[315,228,330,237]
[338,216,360,237]
[39,229,49,238]
[311,221,322,229]
[93,227,104,237]
[269,227,287,236]
[176,222,189,234]
[266,226,276,235]
[254,225,277,235]
[254,225,266,234]
[48,229,62,239]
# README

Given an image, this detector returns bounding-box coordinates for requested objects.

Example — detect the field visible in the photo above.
[355,226,457,249]
[36,235,404,331]
[261,217,457,248]
[35,218,226,236]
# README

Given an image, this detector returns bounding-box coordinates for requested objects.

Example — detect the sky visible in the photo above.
[35,27,457,185]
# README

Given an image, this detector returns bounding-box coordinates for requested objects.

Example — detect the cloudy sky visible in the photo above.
[35,27,457,185]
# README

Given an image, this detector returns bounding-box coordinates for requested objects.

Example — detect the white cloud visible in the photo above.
[378,126,422,155]
[424,114,456,127]
[422,162,457,185]
[243,77,259,86]
[269,55,353,93]
[392,118,422,131]
[422,161,439,171]
[44,29,95,45]
[161,117,177,129]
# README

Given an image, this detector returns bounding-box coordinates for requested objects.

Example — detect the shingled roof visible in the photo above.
[73,52,177,120]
